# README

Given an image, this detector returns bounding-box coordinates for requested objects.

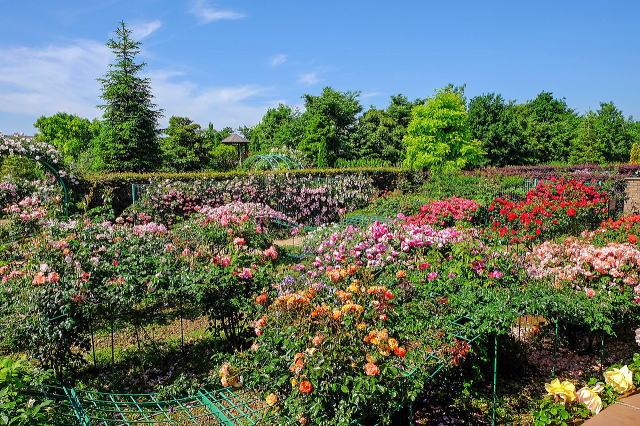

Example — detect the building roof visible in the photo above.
[221,133,249,144]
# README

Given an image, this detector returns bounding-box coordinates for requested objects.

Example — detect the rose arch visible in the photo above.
[0,133,77,216]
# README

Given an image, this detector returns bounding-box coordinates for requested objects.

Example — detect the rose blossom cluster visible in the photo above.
[3,196,49,222]
[0,133,78,184]
[307,220,465,272]
[399,197,480,227]
[485,178,609,244]
[140,173,374,226]
[527,237,640,300]
[199,202,294,227]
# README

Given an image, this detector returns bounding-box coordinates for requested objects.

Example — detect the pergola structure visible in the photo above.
[221,133,250,166]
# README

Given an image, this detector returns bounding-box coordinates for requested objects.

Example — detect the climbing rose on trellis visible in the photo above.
[0,133,78,184]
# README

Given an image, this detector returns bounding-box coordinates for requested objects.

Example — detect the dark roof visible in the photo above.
[221,133,249,144]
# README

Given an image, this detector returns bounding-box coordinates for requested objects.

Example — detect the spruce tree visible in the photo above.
[96,21,161,172]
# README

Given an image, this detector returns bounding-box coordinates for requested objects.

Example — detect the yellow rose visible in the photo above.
[604,366,634,394]
[576,384,604,415]
[265,393,278,406]
[544,378,576,403]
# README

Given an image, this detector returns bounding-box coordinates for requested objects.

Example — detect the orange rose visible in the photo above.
[364,362,379,376]
[394,346,406,358]
[396,270,406,279]
[299,381,313,393]
[312,334,324,345]
[32,272,46,285]
[299,416,308,424]
[327,269,342,282]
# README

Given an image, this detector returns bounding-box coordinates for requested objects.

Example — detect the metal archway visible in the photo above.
[2,153,70,217]
[242,154,304,171]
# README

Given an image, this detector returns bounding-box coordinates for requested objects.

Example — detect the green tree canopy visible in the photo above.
[298,87,362,167]
[346,95,426,165]
[96,21,161,172]
[468,93,524,166]
[594,102,633,163]
[403,87,484,172]
[568,111,606,164]
[33,113,98,163]
[159,116,210,171]
[519,92,578,164]
[249,104,306,153]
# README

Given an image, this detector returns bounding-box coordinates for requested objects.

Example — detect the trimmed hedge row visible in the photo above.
[468,164,640,179]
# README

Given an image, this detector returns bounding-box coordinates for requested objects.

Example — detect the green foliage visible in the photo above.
[519,92,578,164]
[96,21,161,172]
[202,124,233,149]
[532,398,579,425]
[403,87,485,172]
[334,157,392,168]
[298,87,362,167]
[249,104,306,152]
[33,113,98,164]
[0,156,44,181]
[160,116,209,171]
[209,144,237,172]
[595,102,633,163]
[468,93,524,166]
[346,95,424,166]
[630,142,640,164]
[0,357,53,425]
[568,112,605,164]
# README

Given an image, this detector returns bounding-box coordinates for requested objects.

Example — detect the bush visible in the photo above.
[210,144,237,172]
[0,356,53,425]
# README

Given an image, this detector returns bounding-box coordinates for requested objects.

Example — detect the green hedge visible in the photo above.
[83,167,409,184]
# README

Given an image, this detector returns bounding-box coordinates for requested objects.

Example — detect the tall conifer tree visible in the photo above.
[97,21,161,171]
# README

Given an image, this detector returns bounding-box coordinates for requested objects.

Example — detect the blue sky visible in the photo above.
[1,0,638,134]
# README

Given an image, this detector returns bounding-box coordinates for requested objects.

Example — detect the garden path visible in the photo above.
[583,392,640,425]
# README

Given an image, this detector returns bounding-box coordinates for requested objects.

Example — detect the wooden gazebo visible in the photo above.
[221,133,250,165]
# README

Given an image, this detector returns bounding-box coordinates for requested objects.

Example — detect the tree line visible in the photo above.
[29,22,640,174]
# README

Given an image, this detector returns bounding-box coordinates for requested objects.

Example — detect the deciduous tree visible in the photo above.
[403,87,484,172]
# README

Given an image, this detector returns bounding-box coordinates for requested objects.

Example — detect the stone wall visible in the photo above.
[624,178,640,215]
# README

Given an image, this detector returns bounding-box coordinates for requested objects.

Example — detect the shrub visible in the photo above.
[0,357,53,426]
[483,178,610,245]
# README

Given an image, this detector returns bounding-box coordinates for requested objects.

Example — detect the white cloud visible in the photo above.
[0,39,273,133]
[361,91,383,100]
[149,71,273,128]
[131,20,162,40]
[189,0,246,23]
[298,72,320,86]
[0,40,110,122]
[269,54,287,67]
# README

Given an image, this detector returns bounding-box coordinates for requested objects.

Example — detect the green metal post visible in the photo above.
[492,334,498,426]
[39,159,70,217]
[552,321,558,378]
[600,333,605,373]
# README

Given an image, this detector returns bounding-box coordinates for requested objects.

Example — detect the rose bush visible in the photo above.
[132,173,375,226]
[484,178,609,245]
